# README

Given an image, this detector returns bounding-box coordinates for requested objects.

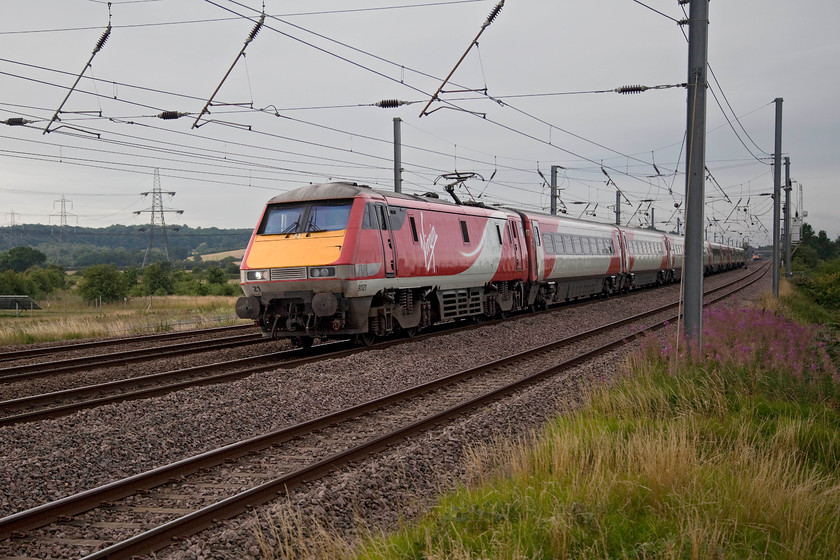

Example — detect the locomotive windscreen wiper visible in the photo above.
[305,217,324,235]
[282,220,298,236]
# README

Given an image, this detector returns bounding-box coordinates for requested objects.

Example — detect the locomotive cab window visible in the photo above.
[362,204,376,229]
[259,199,353,235]
[307,202,353,233]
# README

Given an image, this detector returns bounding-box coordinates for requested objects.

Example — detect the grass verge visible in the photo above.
[0,294,246,345]
[338,304,840,559]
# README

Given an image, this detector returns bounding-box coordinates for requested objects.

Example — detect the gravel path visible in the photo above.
[0,269,766,558]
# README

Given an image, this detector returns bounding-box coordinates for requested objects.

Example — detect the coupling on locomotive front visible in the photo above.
[235,182,532,346]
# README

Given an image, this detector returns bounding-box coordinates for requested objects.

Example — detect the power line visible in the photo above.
[0,1,488,35]
[629,0,682,24]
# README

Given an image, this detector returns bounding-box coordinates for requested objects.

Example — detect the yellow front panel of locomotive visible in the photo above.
[245,230,346,268]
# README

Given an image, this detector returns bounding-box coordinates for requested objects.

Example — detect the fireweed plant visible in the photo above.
[643,306,839,403]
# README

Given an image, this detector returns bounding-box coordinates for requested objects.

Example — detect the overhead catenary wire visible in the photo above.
[8,55,657,191]
[418,0,504,117]
[192,12,264,128]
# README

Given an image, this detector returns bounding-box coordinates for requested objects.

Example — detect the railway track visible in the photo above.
[0,323,253,363]
[0,265,766,559]
[0,341,352,426]
[0,331,265,382]
[0,267,762,427]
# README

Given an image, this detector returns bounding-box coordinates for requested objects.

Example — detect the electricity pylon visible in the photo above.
[134,169,184,268]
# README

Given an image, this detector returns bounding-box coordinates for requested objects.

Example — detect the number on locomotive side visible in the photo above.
[358,283,367,292]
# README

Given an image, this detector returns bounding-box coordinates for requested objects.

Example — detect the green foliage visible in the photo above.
[77,264,129,303]
[205,265,228,285]
[123,266,139,288]
[140,262,175,296]
[127,262,238,297]
[797,223,839,264]
[0,270,34,296]
[0,264,65,299]
[793,244,820,269]
[0,246,47,272]
[223,257,240,277]
[792,257,840,311]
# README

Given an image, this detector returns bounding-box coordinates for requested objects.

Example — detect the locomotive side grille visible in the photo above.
[440,287,483,319]
[270,267,307,281]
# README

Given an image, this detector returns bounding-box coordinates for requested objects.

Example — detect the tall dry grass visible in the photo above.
[0,294,246,345]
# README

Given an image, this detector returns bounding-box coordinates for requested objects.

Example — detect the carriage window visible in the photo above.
[460,220,470,243]
[533,225,541,246]
[543,233,554,255]
[496,224,503,245]
[409,216,419,242]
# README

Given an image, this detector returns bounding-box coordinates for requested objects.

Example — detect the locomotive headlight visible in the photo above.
[246,269,269,281]
[309,267,335,278]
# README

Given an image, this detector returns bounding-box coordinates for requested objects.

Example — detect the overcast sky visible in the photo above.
[1,0,838,246]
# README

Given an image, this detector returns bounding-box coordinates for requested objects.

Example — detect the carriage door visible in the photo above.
[375,203,397,278]
[531,221,545,280]
[508,218,524,272]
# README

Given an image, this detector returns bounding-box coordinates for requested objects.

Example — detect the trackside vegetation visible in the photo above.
[332,303,840,560]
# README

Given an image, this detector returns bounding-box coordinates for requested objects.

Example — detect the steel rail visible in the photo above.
[0,341,353,426]
[0,324,253,363]
[0,333,265,382]
[0,264,765,552]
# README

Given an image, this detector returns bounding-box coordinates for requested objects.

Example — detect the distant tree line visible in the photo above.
[0,223,251,268]
[78,261,240,303]
[1,246,242,303]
